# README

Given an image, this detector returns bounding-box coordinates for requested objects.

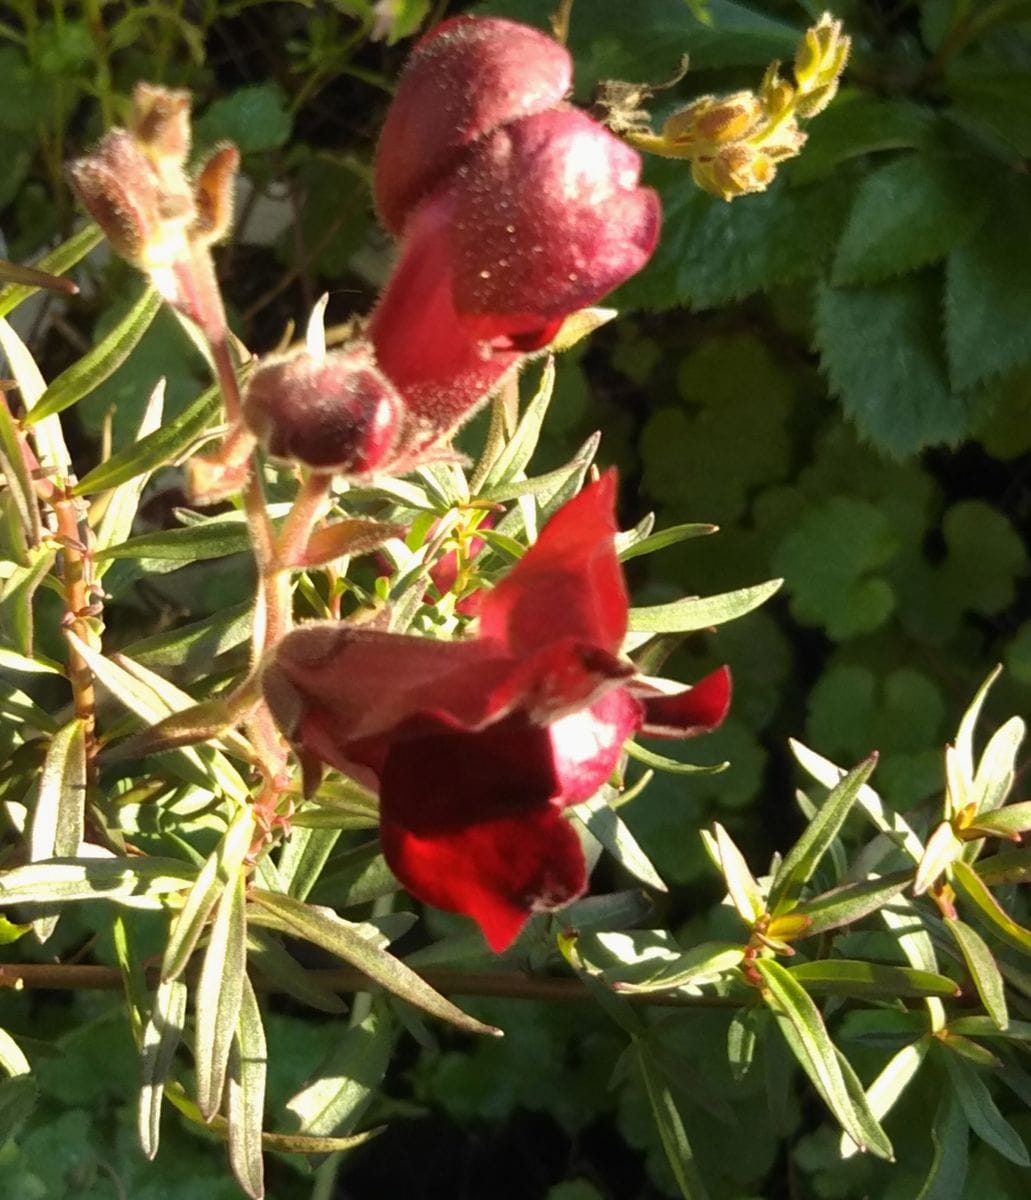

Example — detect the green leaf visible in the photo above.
[976,847,1031,886]
[788,959,958,999]
[941,1048,1030,1166]
[727,1007,761,1081]
[914,820,964,896]
[623,738,727,776]
[952,859,1031,956]
[308,839,399,911]
[769,754,878,912]
[226,974,266,1200]
[634,1040,711,1200]
[815,272,970,455]
[195,83,292,153]
[0,315,70,478]
[831,154,990,286]
[247,929,346,1014]
[122,603,252,671]
[0,856,193,907]
[0,394,40,547]
[285,1006,392,1139]
[94,517,252,564]
[628,578,781,634]
[248,889,499,1037]
[162,807,255,981]
[25,286,161,424]
[606,938,744,994]
[195,871,247,1121]
[789,95,934,185]
[955,665,1001,783]
[72,383,221,497]
[0,546,55,657]
[789,871,910,937]
[705,823,764,925]
[839,1038,930,1159]
[0,1074,37,1145]
[947,69,1031,159]
[574,795,666,892]
[0,1028,30,1077]
[950,1016,1031,1043]
[138,977,188,1160]
[0,224,101,318]
[947,918,1007,1030]
[945,176,1031,392]
[915,1089,968,1200]
[29,719,87,942]
[756,958,893,1159]
[479,357,555,490]
[617,522,716,563]
[971,716,1025,816]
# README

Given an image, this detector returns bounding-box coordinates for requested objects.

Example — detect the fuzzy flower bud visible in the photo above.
[661,92,764,154]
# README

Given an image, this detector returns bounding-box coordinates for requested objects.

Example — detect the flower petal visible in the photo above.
[549,687,643,807]
[478,471,628,657]
[374,16,572,234]
[378,713,587,950]
[635,665,733,738]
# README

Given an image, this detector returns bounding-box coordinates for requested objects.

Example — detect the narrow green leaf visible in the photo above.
[285,1006,392,1138]
[138,977,188,1160]
[123,603,252,670]
[727,1007,761,1081]
[756,958,893,1160]
[609,940,744,994]
[0,647,60,675]
[195,870,247,1121]
[791,871,910,936]
[788,959,958,1000]
[0,856,193,907]
[914,820,964,895]
[0,1028,30,1077]
[975,847,1031,886]
[941,1048,1030,1166]
[72,383,221,497]
[574,795,667,892]
[916,1090,968,1200]
[840,1038,930,1159]
[947,918,1008,1030]
[0,224,101,317]
[0,394,40,546]
[246,929,346,1015]
[0,547,56,657]
[480,357,555,489]
[27,287,161,424]
[624,740,728,775]
[769,754,878,912]
[955,666,1002,784]
[227,973,266,1200]
[628,579,781,634]
[94,517,252,564]
[0,315,70,477]
[635,1040,711,1200]
[162,807,255,981]
[248,889,499,1037]
[478,434,601,506]
[971,717,1025,816]
[707,823,764,926]
[953,858,1031,956]
[950,1016,1031,1042]
[30,719,87,942]
[618,522,716,563]
[967,802,1031,840]
[308,840,399,911]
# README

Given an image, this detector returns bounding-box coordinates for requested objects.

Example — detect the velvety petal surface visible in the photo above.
[374,16,572,234]
[478,471,628,658]
[378,713,587,951]
[635,665,733,738]
[548,687,644,807]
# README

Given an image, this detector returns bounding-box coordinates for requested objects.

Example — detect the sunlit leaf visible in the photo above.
[195,870,247,1121]
[788,959,958,999]
[634,1040,711,1200]
[574,794,667,892]
[941,1048,1030,1166]
[138,977,188,1160]
[0,1027,30,1077]
[953,859,1031,956]
[628,579,782,634]
[0,856,193,907]
[227,973,267,1199]
[29,718,87,942]
[705,823,764,926]
[791,871,910,936]
[840,1037,930,1159]
[946,918,1007,1030]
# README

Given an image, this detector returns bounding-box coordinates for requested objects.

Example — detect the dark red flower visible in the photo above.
[263,474,730,951]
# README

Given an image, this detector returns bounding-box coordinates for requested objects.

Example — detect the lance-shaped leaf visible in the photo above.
[791,871,911,936]
[788,959,958,999]
[308,840,399,911]
[123,603,252,670]
[248,889,499,1037]
[0,223,101,317]
[574,795,667,892]
[138,977,188,1160]
[283,518,407,570]
[94,380,166,563]
[285,1006,392,1140]
[955,666,1002,784]
[964,801,1031,842]
[1,547,56,657]
[914,820,965,895]
[946,918,1007,1030]
[634,1039,711,1200]
[27,287,161,424]
[227,973,267,1200]
[29,719,87,942]
[0,393,40,547]
[73,383,221,497]
[624,740,728,775]
[608,939,745,994]
[941,1047,1030,1166]
[94,518,253,565]
[950,1015,1031,1042]
[975,847,1031,886]
[840,1037,931,1159]
[769,754,878,913]
[480,433,601,507]
[915,1089,968,1200]
[727,1008,762,1082]
[618,522,716,563]
[953,859,1031,956]
[0,856,193,907]
[704,824,765,926]
[756,958,893,1160]
[195,870,247,1121]
[628,579,782,635]
[247,929,346,1015]
[0,315,70,478]
[162,807,255,981]
[479,358,555,491]
[970,715,1024,817]
[0,1028,30,1077]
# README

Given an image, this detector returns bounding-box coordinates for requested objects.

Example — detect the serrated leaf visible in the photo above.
[831,154,989,286]
[952,858,1031,956]
[634,1040,711,1200]
[0,224,101,317]
[29,719,87,942]
[947,918,1007,1030]
[756,958,893,1160]
[138,977,188,1160]
[788,959,958,999]
[790,871,911,936]
[769,754,877,912]
[840,1038,930,1159]
[574,795,666,892]
[0,856,193,907]
[26,286,161,424]
[227,973,266,1199]
[162,807,255,981]
[945,176,1031,392]
[72,383,221,497]
[285,1006,392,1139]
[941,1048,1030,1166]
[815,272,970,456]
[628,578,781,634]
[248,889,499,1036]
[789,95,934,185]
[195,870,247,1121]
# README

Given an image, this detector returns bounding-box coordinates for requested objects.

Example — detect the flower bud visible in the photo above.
[374,16,572,234]
[242,343,403,475]
[794,13,850,94]
[130,83,192,168]
[662,91,763,153]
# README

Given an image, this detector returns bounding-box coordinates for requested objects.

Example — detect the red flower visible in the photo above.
[263,474,730,951]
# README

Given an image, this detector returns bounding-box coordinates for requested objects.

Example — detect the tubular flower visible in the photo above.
[368,15,661,457]
[262,474,730,951]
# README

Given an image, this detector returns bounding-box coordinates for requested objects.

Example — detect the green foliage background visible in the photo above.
[1,0,1031,1197]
